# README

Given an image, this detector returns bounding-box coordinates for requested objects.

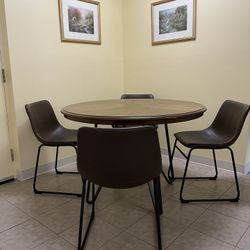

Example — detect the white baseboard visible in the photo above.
[0,176,15,184]
[16,155,77,181]
[244,161,250,175]
[161,148,245,174]
[16,148,246,182]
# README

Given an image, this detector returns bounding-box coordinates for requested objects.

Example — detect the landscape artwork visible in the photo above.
[152,0,196,45]
[68,6,94,34]
[59,0,101,44]
[159,5,187,34]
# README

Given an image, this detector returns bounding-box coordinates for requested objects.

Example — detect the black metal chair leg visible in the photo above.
[54,146,61,174]
[33,144,81,197]
[55,145,79,175]
[86,181,91,202]
[167,139,177,180]
[147,182,156,211]
[78,179,86,249]
[164,124,174,183]
[180,147,240,203]
[153,177,162,250]
[211,149,218,180]
[228,147,240,202]
[172,141,220,181]
[78,180,96,250]
[33,144,44,194]
[161,170,172,184]
[148,179,163,215]
[180,149,193,203]
[86,181,102,204]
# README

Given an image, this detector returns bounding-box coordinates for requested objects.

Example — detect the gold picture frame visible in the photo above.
[58,0,101,44]
[151,0,196,45]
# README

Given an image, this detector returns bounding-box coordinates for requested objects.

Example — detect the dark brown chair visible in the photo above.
[77,126,163,250]
[25,100,80,197]
[121,93,154,99]
[86,93,156,203]
[172,100,250,203]
[117,94,155,126]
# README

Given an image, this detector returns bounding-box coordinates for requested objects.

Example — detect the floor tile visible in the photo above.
[162,198,206,225]
[238,174,250,187]
[99,232,155,250]
[5,192,73,218]
[237,226,250,250]
[94,187,132,211]
[223,184,250,203]
[127,214,190,248]
[98,199,147,230]
[210,201,250,223]
[167,229,234,250]
[171,158,212,178]
[191,210,249,245]
[0,198,30,233]
[60,217,122,248]
[32,236,76,250]
[179,182,226,202]
[0,219,55,250]
[34,199,81,233]
[188,178,233,194]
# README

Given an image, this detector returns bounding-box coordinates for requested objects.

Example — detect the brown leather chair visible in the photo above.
[77,126,163,250]
[172,100,250,203]
[25,100,80,197]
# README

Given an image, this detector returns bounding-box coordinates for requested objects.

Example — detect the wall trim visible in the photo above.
[161,148,245,174]
[16,148,246,181]
[244,161,250,175]
[0,176,15,184]
[16,155,76,181]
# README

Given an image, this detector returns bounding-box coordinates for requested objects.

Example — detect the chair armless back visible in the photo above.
[121,94,154,99]
[77,126,162,189]
[209,100,250,146]
[25,100,61,144]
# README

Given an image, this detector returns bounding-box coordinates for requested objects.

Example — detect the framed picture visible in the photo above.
[151,0,196,45]
[58,0,101,44]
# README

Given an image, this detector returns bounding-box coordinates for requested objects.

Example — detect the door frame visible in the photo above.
[0,0,20,181]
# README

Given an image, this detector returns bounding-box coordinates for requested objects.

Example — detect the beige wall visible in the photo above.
[123,0,250,165]
[4,0,124,171]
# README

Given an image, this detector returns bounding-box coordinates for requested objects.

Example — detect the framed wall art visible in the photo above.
[151,0,196,45]
[58,0,101,44]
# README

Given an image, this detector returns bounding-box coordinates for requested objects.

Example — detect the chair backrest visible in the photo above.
[25,100,61,143]
[210,100,250,146]
[77,126,162,189]
[121,94,154,99]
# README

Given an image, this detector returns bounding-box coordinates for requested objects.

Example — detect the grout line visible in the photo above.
[235,224,250,248]
[185,204,247,247]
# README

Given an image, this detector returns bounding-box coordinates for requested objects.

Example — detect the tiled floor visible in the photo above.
[1,156,250,249]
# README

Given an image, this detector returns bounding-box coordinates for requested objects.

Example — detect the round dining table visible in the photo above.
[62,99,207,183]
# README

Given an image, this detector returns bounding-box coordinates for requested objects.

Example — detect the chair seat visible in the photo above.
[39,127,77,146]
[175,128,231,149]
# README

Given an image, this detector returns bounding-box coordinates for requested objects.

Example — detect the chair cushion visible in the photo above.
[175,129,231,149]
[40,127,77,146]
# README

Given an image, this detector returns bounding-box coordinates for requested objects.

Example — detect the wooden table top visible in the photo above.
[61,99,207,125]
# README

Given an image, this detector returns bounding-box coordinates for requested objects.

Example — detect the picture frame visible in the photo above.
[151,0,196,45]
[58,0,101,44]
